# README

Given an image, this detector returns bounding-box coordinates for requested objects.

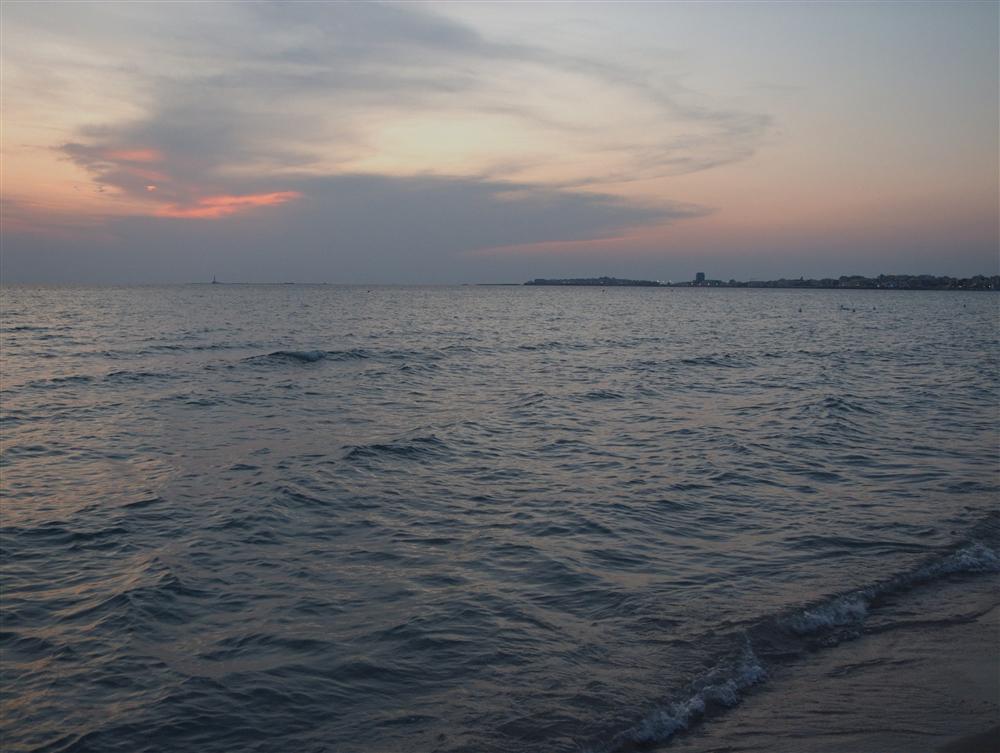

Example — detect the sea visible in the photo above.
[2,284,998,753]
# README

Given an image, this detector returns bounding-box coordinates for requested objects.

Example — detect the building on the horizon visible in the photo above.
[695,272,706,285]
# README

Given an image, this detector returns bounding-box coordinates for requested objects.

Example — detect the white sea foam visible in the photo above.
[911,542,1000,581]
[786,541,999,636]
[627,644,766,746]
[602,540,1000,751]
[786,590,872,634]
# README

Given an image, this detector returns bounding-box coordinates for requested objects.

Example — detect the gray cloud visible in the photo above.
[50,1,772,207]
[3,174,708,283]
[10,1,775,282]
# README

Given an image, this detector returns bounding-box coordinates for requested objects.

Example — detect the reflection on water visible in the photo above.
[1,285,998,752]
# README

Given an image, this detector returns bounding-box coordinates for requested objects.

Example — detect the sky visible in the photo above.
[2,1,997,284]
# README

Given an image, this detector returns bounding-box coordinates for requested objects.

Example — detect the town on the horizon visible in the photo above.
[524,273,1000,290]
[192,272,999,289]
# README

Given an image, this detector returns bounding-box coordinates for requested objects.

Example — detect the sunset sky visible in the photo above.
[3,1,997,283]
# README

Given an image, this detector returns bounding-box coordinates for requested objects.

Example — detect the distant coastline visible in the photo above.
[524,274,999,290]
[179,275,998,290]
[524,276,660,287]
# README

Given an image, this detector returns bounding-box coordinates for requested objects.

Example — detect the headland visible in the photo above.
[523,274,999,290]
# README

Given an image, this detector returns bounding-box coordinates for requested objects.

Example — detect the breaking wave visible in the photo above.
[784,539,999,637]
[590,525,1000,751]
[5,285,998,753]
[598,643,766,752]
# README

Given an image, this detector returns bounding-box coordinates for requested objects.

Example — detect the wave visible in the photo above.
[816,394,877,416]
[63,557,207,631]
[398,361,440,373]
[144,342,243,352]
[516,340,590,352]
[236,345,481,370]
[245,349,371,365]
[20,370,172,390]
[785,540,999,635]
[580,389,625,401]
[439,343,490,355]
[88,342,263,359]
[104,370,172,384]
[605,643,766,752]
[27,374,95,388]
[680,353,756,368]
[590,520,1000,751]
[197,632,331,662]
[343,435,449,462]
[1,521,128,549]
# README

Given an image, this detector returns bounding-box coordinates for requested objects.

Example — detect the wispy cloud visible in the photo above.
[156,192,302,219]
[5,0,996,282]
[21,1,770,223]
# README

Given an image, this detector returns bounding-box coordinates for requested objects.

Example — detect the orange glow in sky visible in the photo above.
[2,1,996,281]
[156,191,302,219]
[103,148,164,163]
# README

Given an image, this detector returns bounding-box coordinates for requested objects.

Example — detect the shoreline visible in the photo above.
[939,725,1000,753]
[665,572,1000,753]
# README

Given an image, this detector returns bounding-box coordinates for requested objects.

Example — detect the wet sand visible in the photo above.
[666,572,999,753]
[939,725,1000,753]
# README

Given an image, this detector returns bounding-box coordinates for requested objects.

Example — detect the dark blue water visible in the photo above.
[2,285,998,752]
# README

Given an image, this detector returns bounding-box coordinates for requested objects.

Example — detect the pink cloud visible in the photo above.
[102,148,164,163]
[156,191,302,219]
